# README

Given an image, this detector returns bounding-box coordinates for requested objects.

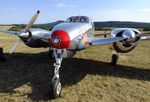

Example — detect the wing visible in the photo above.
[90,33,150,46]
[89,37,124,45]
[141,36,150,40]
[140,31,150,40]
[140,31,150,35]
[94,30,150,40]
[0,30,18,35]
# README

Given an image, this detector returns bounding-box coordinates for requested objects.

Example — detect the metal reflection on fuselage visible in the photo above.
[23,28,51,47]
[51,16,94,50]
[23,16,94,50]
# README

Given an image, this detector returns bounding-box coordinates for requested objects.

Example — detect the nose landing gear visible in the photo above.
[51,49,64,99]
[52,77,62,98]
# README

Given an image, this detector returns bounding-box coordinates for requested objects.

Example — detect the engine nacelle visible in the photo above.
[20,28,51,48]
[111,28,141,53]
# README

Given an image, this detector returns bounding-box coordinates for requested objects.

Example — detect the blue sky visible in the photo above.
[0,0,150,24]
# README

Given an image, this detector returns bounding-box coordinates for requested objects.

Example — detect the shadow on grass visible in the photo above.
[0,52,150,101]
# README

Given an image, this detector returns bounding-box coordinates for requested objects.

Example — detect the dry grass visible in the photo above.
[0,31,150,102]
[0,26,13,30]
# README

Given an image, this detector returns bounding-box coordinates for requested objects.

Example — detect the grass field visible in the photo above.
[0,26,13,30]
[0,31,150,102]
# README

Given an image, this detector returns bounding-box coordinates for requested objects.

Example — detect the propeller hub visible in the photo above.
[122,30,136,43]
[18,31,31,39]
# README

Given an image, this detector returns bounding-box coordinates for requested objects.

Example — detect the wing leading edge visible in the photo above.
[89,37,124,45]
[0,30,18,35]
[93,30,150,43]
[141,36,150,40]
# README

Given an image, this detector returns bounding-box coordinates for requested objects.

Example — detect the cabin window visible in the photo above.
[67,16,90,23]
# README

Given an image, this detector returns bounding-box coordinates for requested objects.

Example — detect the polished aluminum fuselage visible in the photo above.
[52,22,94,50]
[24,22,94,51]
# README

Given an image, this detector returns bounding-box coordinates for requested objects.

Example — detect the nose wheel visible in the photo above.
[52,78,62,98]
[51,49,64,99]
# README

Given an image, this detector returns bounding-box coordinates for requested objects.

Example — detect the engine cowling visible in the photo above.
[19,28,51,48]
[111,28,141,53]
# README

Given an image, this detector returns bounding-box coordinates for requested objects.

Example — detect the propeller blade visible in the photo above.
[10,39,22,54]
[24,10,40,33]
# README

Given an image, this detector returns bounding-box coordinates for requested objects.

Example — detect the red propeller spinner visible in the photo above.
[50,30,70,49]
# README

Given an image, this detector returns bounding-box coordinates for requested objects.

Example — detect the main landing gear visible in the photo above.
[111,53,119,66]
[51,49,64,98]
[0,48,6,63]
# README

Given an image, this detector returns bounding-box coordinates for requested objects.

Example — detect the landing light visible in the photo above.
[53,36,61,45]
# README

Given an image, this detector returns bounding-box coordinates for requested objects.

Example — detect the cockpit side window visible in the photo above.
[67,16,90,23]
[80,18,86,22]
[73,16,80,22]
[67,17,73,23]
[80,16,89,23]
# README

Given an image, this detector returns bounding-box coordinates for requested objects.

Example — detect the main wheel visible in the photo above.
[0,48,6,63]
[0,48,3,54]
[52,78,62,99]
[0,56,6,63]
[111,54,118,66]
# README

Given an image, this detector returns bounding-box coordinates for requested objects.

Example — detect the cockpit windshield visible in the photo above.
[66,16,90,23]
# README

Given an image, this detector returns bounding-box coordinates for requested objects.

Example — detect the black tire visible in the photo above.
[52,78,62,99]
[111,54,118,66]
[0,56,6,63]
[0,48,6,63]
[0,48,3,54]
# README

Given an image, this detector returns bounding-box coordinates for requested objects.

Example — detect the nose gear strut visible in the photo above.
[51,49,64,98]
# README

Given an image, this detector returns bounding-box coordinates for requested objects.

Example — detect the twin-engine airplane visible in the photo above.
[0,10,150,98]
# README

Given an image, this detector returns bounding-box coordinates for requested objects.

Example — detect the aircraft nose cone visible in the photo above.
[50,30,70,49]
